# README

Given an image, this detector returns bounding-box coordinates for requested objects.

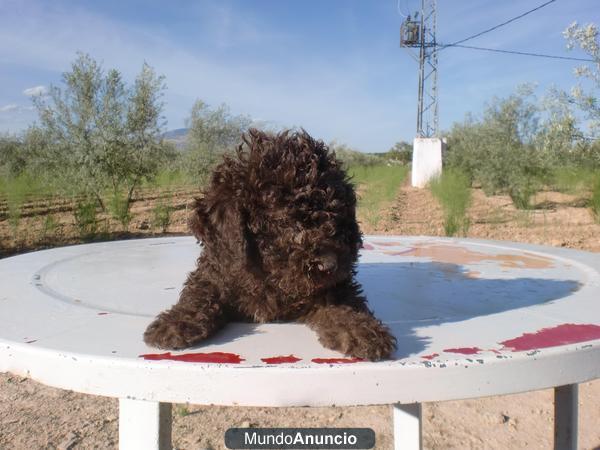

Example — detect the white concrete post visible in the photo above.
[393,403,422,450]
[554,384,578,450]
[411,137,443,188]
[119,398,172,450]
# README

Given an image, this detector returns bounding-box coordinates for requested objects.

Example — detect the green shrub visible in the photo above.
[175,405,190,417]
[550,167,597,195]
[385,141,413,165]
[74,199,99,238]
[444,117,484,185]
[108,191,132,230]
[152,200,173,233]
[150,169,193,190]
[507,173,540,210]
[349,165,408,227]
[332,143,383,167]
[41,214,58,242]
[2,174,33,239]
[6,199,22,237]
[429,169,472,236]
[444,88,552,207]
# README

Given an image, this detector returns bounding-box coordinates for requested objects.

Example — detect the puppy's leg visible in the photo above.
[302,304,396,361]
[144,271,226,349]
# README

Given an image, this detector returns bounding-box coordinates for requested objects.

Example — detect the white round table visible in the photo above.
[1,236,599,449]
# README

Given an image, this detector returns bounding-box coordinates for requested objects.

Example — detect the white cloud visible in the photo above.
[0,104,19,113]
[0,104,35,113]
[23,85,47,97]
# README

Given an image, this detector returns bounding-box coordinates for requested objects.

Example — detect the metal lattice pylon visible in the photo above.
[400,0,439,137]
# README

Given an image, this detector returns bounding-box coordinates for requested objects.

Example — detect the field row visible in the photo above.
[0,187,200,220]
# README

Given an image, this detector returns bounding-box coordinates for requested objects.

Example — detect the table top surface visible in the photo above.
[1,236,599,406]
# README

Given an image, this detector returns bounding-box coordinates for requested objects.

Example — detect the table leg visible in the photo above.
[393,403,422,450]
[119,398,172,450]
[554,384,578,450]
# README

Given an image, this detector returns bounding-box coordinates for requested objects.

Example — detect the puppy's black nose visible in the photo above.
[316,254,338,273]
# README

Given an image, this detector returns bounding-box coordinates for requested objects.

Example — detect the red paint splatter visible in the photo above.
[261,355,302,364]
[140,351,244,363]
[500,324,600,352]
[311,357,364,364]
[443,347,482,355]
[97,312,109,315]
[361,243,375,250]
[421,353,439,360]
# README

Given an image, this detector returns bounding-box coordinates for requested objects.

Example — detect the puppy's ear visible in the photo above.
[188,198,208,241]
[194,196,263,273]
[215,201,261,272]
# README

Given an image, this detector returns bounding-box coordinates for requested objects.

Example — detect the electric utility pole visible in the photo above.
[400,0,439,137]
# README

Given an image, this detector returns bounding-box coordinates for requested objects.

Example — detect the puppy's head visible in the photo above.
[241,129,362,297]
[189,128,362,297]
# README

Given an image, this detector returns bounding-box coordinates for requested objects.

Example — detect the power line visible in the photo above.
[396,0,408,18]
[435,0,594,64]
[440,43,595,63]
[442,0,557,48]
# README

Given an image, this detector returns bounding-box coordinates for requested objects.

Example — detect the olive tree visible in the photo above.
[33,53,170,219]
[445,86,553,208]
[564,22,600,136]
[0,133,26,177]
[562,22,600,167]
[184,100,252,184]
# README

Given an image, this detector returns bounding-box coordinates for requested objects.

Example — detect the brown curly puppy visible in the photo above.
[144,129,396,361]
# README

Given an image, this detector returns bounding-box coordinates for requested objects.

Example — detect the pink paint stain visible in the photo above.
[421,353,439,360]
[140,351,244,364]
[372,241,403,247]
[311,357,364,364]
[261,355,302,364]
[443,347,482,355]
[384,248,416,256]
[361,243,375,250]
[500,323,600,352]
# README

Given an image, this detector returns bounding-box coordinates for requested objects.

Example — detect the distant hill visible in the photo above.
[162,128,189,149]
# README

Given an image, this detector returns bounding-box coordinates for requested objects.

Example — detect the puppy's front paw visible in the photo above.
[143,313,205,350]
[319,319,396,361]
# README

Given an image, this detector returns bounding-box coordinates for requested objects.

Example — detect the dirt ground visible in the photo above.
[1,181,600,449]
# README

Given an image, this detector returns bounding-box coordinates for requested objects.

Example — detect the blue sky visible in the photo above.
[0,0,598,152]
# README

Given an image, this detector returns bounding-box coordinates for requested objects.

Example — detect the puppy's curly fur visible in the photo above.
[144,129,396,361]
